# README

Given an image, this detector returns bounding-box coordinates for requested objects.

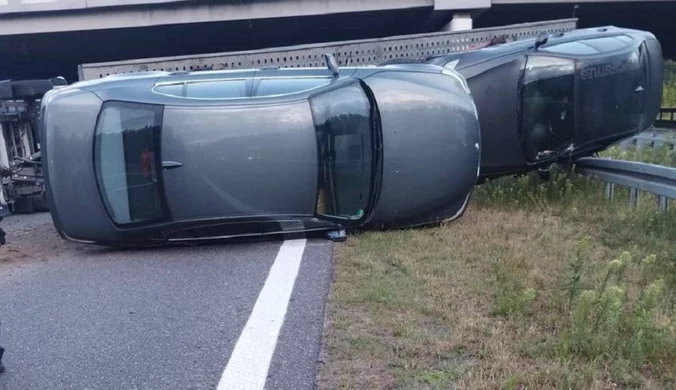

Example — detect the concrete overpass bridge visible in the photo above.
[1,0,674,35]
[0,0,674,81]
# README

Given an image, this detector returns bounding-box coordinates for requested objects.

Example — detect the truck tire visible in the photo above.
[11,198,34,214]
[32,194,49,212]
[11,80,54,100]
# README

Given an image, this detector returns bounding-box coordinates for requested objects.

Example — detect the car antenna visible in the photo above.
[534,32,550,50]
[323,53,339,78]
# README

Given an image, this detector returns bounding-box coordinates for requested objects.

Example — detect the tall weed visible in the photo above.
[600,137,676,168]
[560,249,676,372]
[492,256,537,318]
[664,60,676,107]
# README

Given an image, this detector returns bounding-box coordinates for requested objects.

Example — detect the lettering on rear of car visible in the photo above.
[580,59,638,81]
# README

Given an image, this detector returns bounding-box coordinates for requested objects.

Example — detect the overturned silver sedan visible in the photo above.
[40,59,481,246]
[386,26,664,181]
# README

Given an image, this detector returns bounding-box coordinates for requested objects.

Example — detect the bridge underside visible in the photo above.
[0,1,675,82]
[0,7,447,82]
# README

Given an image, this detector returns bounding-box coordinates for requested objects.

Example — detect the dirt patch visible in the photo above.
[0,213,85,267]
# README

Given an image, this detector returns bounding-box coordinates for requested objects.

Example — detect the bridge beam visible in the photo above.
[0,0,435,36]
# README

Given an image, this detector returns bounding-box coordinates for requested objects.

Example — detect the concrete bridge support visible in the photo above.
[435,0,490,31]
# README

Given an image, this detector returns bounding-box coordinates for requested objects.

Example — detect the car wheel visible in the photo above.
[10,80,54,100]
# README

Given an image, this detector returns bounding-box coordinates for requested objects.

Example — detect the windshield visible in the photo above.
[94,101,166,225]
[520,56,576,162]
[310,82,375,221]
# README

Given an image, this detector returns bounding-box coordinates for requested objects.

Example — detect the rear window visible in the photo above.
[578,46,648,143]
[94,102,166,225]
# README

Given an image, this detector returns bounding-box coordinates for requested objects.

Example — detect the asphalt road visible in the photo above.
[0,212,333,390]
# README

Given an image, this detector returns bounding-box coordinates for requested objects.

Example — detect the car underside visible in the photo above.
[382,26,664,181]
[40,60,481,246]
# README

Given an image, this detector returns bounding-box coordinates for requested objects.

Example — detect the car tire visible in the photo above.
[537,168,551,182]
[11,80,54,100]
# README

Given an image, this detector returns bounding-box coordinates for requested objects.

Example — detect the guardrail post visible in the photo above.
[658,196,669,213]
[619,139,631,150]
[629,188,639,208]
[604,182,615,201]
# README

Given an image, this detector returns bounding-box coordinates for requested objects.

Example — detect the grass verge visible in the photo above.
[317,66,676,389]
[317,170,676,389]
[664,60,676,108]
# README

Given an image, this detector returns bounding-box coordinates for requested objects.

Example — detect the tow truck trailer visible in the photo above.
[0,77,67,216]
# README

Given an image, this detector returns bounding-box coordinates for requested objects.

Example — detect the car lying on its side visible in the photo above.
[386,26,663,181]
[40,58,481,246]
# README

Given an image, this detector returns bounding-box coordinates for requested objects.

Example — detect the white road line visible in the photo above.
[217,239,307,390]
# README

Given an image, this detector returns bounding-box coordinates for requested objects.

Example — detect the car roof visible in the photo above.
[53,63,448,107]
[426,25,656,69]
[69,63,444,90]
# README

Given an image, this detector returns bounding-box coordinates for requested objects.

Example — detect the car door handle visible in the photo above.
[162,161,183,170]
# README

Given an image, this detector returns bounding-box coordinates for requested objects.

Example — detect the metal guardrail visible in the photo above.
[575,157,676,212]
[618,127,676,151]
[77,18,578,80]
[576,109,676,212]
[655,108,676,129]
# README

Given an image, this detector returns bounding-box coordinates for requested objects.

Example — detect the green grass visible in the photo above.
[663,60,676,108]
[318,169,676,389]
[599,140,676,168]
[317,64,676,389]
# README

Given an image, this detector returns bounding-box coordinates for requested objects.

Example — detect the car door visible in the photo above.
[159,76,324,222]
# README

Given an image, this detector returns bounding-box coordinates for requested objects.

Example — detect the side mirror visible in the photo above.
[323,54,339,78]
[534,32,549,50]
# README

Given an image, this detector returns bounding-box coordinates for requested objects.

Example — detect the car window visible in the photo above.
[311,83,374,221]
[578,45,647,143]
[255,77,330,97]
[521,56,576,162]
[94,102,166,225]
[185,80,247,99]
[541,41,600,55]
